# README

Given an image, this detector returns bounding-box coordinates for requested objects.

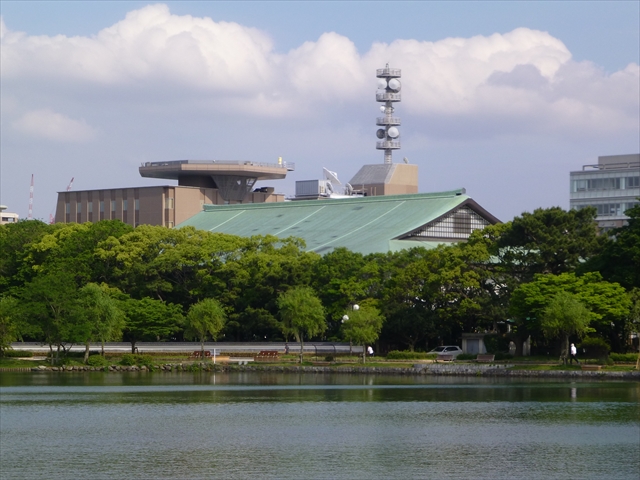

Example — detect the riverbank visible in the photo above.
[4,362,639,379]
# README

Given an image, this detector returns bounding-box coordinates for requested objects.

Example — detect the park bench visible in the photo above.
[255,350,280,362]
[581,365,603,371]
[436,354,454,363]
[191,350,211,358]
[476,354,495,363]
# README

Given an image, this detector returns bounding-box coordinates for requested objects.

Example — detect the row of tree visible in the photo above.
[1,204,638,360]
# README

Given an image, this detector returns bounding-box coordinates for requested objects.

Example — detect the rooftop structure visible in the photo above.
[0,205,19,225]
[179,189,500,255]
[376,65,402,164]
[570,154,640,230]
[139,159,294,202]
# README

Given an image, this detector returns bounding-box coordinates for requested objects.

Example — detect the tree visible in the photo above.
[340,300,384,363]
[277,286,326,363]
[75,283,126,361]
[540,291,593,364]
[184,298,227,359]
[510,272,631,354]
[583,204,640,290]
[0,297,20,356]
[121,298,184,353]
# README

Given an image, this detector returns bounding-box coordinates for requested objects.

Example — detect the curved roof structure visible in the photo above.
[178,189,500,255]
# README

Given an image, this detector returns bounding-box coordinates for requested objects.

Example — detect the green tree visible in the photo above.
[277,286,326,363]
[583,204,640,289]
[0,297,20,356]
[340,300,384,363]
[540,291,593,364]
[75,283,126,361]
[121,298,184,353]
[184,298,227,359]
[510,272,631,354]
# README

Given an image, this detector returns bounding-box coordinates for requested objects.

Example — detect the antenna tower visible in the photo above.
[375,64,401,164]
[67,177,74,191]
[28,174,34,220]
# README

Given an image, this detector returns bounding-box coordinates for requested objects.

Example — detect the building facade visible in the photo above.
[570,154,640,230]
[55,185,283,228]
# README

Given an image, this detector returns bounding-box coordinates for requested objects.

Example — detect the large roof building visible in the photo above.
[178,189,500,255]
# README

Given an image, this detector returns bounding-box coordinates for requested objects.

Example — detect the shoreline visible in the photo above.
[3,363,639,380]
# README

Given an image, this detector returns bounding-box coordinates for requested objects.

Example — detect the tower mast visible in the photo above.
[375,64,401,164]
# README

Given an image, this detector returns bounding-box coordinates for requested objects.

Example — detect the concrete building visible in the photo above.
[55,160,291,227]
[570,154,640,230]
[0,205,19,225]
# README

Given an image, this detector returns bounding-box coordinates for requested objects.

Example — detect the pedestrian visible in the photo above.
[569,343,580,365]
[284,342,289,355]
[367,346,374,357]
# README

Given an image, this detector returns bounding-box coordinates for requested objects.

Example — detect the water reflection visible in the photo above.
[1,373,639,480]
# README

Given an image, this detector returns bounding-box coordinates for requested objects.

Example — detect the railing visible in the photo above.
[376,68,401,77]
[376,117,401,125]
[376,140,401,149]
[376,92,401,102]
[141,160,294,171]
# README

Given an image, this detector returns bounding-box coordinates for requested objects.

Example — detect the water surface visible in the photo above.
[1,372,638,479]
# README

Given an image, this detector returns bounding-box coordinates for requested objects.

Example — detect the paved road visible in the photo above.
[10,342,363,354]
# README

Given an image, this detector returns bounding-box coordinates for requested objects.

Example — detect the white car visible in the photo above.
[428,346,463,357]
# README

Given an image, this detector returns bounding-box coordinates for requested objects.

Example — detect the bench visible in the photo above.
[255,350,280,362]
[581,364,603,371]
[191,350,211,358]
[227,358,254,365]
[436,354,454,363]
[476,354,495,363]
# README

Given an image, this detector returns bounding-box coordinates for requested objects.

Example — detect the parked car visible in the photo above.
[428,346,463,357]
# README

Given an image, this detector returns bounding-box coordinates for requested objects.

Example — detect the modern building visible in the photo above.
[570,154,640,230]
[0,205,19,225]
[179,189,500,255]
[55,160,292,227]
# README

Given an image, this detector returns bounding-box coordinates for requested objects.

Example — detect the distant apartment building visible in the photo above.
[0,205,19,225]
[570,154,640,230]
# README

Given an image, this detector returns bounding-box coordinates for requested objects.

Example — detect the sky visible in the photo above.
[1,1,639,223]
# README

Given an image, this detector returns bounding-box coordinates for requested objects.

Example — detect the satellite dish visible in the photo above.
[377,78,387,90]
[323,167,342,186]
[388,127,400,138]
[326,181,334,194]
[345,183,353,195]
[379,106,385,113]
[376,129,386,139]
[388,78,401,91]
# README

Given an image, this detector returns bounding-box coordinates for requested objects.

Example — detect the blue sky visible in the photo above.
[1,1,639,222]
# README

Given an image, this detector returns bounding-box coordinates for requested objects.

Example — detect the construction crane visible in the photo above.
[66,177,74,191]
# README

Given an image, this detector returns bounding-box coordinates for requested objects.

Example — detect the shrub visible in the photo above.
[579,337,610,359]
[324,355,335,362]
[494,353,513,361]
[610,353,638,363]
[87,355,110,367]
[120,354,154,367]
[386,351,435,360]
[2,349,34,358]
[457,353,475,360]
[483,334,511,354]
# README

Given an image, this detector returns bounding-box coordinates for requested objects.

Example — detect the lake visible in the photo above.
[1,372,638,479]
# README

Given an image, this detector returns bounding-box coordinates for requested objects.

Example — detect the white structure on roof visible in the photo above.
[0,205,19,225]
[376,64,402,164]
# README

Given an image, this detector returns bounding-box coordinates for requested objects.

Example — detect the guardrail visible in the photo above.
[141,160,295,171]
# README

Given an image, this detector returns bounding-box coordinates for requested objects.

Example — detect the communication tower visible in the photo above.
[375,64,401,164]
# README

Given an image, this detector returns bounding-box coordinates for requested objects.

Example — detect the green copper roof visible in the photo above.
[178,189,495,255]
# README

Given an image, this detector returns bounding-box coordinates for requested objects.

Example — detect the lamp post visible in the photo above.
[342,304,359,358]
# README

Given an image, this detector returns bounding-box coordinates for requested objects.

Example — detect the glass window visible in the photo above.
[625,176,640,188]
[65,203,70,214]
[88,202,93,214]
[111,200,116,212]
[123,199,128,211]
[77,203,82,213]
[100,201,104,213]
[166,197,174,209]
[135,199,140,211]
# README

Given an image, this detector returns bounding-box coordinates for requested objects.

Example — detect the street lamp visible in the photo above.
[342,304,359,356]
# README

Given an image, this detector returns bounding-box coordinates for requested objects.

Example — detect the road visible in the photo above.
[10,342,363,354]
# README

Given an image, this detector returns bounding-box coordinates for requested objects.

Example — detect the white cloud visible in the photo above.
[1,4,637,137]
[13,109,97,142]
